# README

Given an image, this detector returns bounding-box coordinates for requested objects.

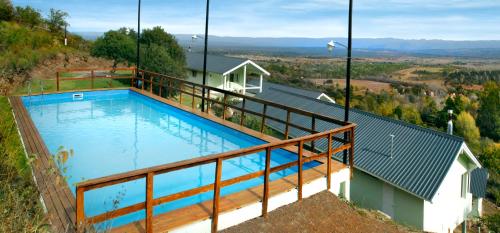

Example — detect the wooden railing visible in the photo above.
[73,69,356,233]
[56,67,136,91]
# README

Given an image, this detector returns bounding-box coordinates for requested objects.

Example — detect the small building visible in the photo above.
[185,53,270,94]
[243,81,488,233]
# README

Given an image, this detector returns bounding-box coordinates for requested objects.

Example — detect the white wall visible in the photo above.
[171,167,351,233]
[423,153,476,233]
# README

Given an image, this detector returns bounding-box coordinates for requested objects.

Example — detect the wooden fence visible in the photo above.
[66,69,356,233]
[55,67,136,91]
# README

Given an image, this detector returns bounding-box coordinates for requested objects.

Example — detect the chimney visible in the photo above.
[447,109,453,135]
[389,134,395,159]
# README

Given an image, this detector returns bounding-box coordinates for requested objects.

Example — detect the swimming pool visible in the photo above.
[23,90,318,228]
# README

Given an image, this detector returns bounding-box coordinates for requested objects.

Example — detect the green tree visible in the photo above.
[14,6,42,28]
[140,26,186,72]
[0,0,14,21]
[46,8,68,33]
[400,106,423,125]
[455,112,480,145]
[477,81,500,141]
[141,44,185,77]
[91,29,135,68]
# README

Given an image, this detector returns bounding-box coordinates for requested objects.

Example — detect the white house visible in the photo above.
[185,53,270,94]
[244,81,488,233]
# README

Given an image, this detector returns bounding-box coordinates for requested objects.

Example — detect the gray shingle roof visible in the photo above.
[471,168,488,198]
[243,82,466,201]
[186,53,246,74]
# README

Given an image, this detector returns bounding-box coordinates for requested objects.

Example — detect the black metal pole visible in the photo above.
[64,25,67,46]
[136,0,141,83]
[343,0,353,164]
[201,0,210,112]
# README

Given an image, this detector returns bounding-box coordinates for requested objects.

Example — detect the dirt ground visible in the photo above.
[310,78,393,93]
[221,191,413,233]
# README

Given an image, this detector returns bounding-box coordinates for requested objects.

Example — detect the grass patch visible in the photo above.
[0,96,49,232]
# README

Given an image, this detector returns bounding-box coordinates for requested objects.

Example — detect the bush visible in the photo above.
[14,6,43,28]
[482,213,500,233]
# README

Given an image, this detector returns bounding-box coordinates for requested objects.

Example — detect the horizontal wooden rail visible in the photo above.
[57,67,357,233]
[76,126,355,232]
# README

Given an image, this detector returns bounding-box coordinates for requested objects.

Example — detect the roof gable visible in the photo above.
[186,53,246,74]
[185,53,269,75]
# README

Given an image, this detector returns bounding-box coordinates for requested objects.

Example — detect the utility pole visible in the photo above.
[343,0,354,164]
[201,0,210,112]
[64,25,67,46]
[136,0,142,85]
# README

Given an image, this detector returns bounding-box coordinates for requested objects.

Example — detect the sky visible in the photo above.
[11,0,500,40]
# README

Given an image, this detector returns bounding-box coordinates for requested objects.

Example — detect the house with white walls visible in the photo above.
[185,53,270,94]
[243,81,488,233]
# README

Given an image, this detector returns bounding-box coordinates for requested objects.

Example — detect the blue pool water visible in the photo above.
[23,90,318,228]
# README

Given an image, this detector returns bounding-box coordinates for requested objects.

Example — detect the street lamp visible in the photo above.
[188,34,203,52]
[326,40,348,52]
[327,0,353,165]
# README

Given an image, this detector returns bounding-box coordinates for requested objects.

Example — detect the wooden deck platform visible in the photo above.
[9,96,76,233]
[9,89,349,233]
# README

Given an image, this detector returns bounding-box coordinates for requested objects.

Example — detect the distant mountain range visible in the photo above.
[75,32,500,58]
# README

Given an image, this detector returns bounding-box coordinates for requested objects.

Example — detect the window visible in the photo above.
[191,70,197,77]
[230,73,235,82]
[461,172,470,198]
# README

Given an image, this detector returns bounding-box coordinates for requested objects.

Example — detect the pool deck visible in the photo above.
[9,96,76,233]
[9,88,348,233]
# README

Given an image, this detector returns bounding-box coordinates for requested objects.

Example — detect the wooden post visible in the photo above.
[262,147,271,216]
[240,98,246,126]
[150,76,153,93]
[298,141,304,200]
[146,172,154,233]
[90,70,94,89]
[212,158,223,233]
[349,128,355,178]
[158,78,163,97]
[56,71,60,91]
[131,69,135,88]
[260,104,267,133]
[311,116,316,152]
[169,80,173,98]
[192,85,196,109]
[141,71,145,91]
[76,187,84,232]
[179,83,183,105]
[284,110,291,139]
[327,133,332,190]
[206,90,211,113]
[222,93,228,119]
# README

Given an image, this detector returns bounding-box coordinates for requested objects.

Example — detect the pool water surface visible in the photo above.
[23,90,318,227]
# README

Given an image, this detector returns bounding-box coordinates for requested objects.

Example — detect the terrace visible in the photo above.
[10,68,356,233]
